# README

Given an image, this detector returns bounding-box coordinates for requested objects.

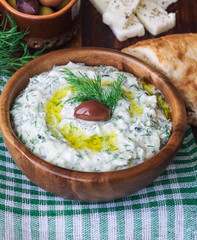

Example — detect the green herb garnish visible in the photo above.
[0,13,45,76]
[62,68,125,114]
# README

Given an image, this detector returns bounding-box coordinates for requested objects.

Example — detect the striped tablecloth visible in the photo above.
[0,76,197,240]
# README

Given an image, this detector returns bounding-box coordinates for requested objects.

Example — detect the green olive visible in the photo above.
[39,6,54,15]
[7,0,17,9]
[56,0,71,11]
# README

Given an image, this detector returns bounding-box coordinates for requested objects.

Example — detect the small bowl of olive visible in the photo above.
[0,0,81,49]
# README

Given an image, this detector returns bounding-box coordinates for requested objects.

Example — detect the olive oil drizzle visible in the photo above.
[142,80,171,120]
[44,77,171,152]
[45,87,118,151]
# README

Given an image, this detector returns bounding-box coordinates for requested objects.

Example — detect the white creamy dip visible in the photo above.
[11,62,172,172]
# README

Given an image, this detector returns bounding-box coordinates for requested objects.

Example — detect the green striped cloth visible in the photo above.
[0,76,197,240]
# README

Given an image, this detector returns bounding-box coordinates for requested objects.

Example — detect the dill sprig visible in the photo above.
[0,13,45,76]
[62,68,125,113]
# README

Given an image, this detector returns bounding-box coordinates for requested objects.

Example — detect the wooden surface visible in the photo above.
[62,0,197,50]
[81,0,197,49]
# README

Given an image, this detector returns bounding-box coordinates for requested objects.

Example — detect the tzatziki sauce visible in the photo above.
[11,62,172,172]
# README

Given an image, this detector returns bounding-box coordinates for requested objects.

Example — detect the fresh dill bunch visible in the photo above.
[62,68,125,113]
[0,13,45,76]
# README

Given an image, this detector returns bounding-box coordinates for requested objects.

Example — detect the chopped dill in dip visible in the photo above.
[11,62,172,172]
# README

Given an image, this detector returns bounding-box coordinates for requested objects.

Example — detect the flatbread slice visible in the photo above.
[122,33,197,126]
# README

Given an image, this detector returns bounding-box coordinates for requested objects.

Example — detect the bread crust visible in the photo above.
[122,33,197,126]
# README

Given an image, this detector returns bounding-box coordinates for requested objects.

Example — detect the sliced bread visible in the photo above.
[122,33,197,126]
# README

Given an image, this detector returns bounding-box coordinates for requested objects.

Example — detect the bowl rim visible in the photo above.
[1,0,78,19]
[0,47,187,182]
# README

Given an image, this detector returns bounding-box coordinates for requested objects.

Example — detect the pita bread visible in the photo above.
[122,33,197,126]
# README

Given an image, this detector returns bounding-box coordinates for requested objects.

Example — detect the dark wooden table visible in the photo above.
[67,0,197,142]
[81,0,197,49]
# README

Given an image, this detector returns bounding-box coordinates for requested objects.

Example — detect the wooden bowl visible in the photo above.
[0,0,81,49]
[0,48,187,202]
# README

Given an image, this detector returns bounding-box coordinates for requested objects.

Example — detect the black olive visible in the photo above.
[16,0,39,15]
